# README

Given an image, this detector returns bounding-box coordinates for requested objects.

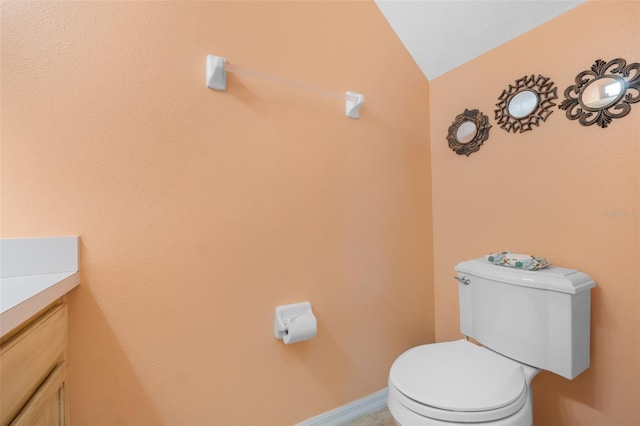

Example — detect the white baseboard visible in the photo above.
[298,388,388,426]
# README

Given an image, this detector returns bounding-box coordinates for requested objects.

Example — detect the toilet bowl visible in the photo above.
[387,340,540,425]
[386,257,595,426]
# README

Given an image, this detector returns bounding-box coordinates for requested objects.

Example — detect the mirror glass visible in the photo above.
[508,90,539,118]
[456,121,477,143]
[580,77,624,109]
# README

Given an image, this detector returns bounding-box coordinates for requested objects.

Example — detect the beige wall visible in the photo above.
[1,1,433,424]
[430,1,639,425]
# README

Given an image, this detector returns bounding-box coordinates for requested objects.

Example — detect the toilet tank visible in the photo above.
[455,258,596,379]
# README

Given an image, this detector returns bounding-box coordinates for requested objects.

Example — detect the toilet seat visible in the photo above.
[388,339,529,423]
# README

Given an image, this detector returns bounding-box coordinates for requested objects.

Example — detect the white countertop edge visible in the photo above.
[0,272,80,338]
[0,236,79,278]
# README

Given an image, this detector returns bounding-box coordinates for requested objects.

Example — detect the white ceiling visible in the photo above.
[375,0,585,81]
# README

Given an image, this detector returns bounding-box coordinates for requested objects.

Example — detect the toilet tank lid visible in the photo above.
[455,258,596,294]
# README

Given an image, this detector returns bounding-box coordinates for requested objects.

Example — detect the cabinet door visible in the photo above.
[0,304,67,424]
[11,362,67,426]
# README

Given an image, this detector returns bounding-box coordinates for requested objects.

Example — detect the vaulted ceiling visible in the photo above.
[375,0,585,80]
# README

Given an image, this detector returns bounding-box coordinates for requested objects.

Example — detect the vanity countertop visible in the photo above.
[0,236,79,338]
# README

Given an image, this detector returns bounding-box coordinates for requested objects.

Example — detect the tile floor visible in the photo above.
[340,407,395,426]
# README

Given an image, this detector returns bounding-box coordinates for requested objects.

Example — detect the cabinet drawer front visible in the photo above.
[0,304,67,425]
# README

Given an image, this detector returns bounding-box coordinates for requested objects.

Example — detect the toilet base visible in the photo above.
[387,389,533,426]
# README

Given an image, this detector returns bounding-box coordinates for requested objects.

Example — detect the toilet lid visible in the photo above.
[389,339,526,412]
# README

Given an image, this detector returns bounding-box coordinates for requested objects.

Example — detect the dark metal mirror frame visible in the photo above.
[495,74,558,133]
[447,109,492,156]
[559,58,640,128]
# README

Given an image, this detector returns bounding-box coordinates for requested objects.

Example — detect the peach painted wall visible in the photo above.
[430,1,639,425]
[1,1,433,424]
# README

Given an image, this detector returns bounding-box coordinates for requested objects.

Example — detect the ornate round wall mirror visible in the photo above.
[447,109,491,156]
[559,58,639,128]
[495,74,557,133]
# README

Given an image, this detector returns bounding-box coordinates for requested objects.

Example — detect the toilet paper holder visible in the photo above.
[274,301,315,340]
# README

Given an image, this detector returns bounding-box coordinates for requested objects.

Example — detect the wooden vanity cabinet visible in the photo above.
[0,302,69,426]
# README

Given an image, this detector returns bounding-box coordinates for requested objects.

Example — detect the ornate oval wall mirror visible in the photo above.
[447,109,492,156]
[559,58,639,128]
[495,74,557,133]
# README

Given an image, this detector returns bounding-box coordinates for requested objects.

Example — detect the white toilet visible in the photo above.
[387,257,596,425]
